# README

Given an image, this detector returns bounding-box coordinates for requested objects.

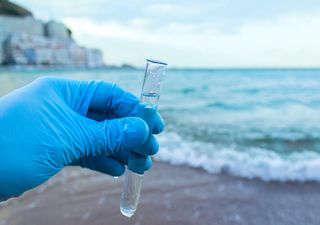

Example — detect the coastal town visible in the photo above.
[0,0,104,68]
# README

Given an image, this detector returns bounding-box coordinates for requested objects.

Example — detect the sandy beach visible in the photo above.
[1,162,320,225]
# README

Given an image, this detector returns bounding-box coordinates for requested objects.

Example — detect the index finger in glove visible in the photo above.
[52,78,164,134]
[42,78,165,134]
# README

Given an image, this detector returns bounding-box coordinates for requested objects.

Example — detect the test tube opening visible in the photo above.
[140,59,167,108]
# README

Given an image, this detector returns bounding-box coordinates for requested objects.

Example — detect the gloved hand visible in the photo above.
[0,77,164,199]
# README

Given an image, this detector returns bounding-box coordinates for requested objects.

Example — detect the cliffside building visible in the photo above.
[0,1,104,68]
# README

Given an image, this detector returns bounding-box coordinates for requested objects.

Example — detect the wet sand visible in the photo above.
[1,162,320,225]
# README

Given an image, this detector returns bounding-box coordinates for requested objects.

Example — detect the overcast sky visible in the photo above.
[12,0,320,68]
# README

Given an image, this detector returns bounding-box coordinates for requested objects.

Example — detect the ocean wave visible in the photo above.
[161,101,320,119]
[156,132,320,182]
[161,103,320,130]
[205,100,320,111]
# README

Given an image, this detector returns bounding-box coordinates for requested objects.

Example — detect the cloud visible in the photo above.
[128,18,152,27]
[64,18,151,42]
[12,0,320,67]
[63,9,320,67]
[146,3,177,14]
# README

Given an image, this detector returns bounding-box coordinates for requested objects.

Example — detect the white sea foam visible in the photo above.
[156,132,320,182]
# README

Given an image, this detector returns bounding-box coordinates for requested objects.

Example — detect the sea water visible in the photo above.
[120,170,143,217]
[120,92,159,217]
[2,68,320,182]
[140,92,160,107]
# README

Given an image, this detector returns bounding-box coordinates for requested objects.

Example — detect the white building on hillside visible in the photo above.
[0,15,104,68]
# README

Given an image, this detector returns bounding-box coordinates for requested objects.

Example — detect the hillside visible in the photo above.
[0,0,32,17]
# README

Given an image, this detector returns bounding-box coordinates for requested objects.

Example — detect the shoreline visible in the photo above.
[1,161,320,225]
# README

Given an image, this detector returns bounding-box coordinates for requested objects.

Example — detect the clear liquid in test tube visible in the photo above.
[120,59,167,217]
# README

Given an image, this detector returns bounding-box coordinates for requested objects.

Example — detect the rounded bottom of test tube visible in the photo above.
[120,206,136,217]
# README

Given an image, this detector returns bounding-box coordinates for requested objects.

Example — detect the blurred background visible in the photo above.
[2,1,320,225]
[2,0,320,68]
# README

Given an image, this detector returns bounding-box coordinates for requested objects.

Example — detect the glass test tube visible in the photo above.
[120,59,167,217]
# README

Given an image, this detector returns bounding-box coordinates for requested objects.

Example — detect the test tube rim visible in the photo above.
[146,59,168,66]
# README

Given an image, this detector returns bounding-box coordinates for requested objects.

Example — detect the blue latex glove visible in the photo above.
[0,77,164,199]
